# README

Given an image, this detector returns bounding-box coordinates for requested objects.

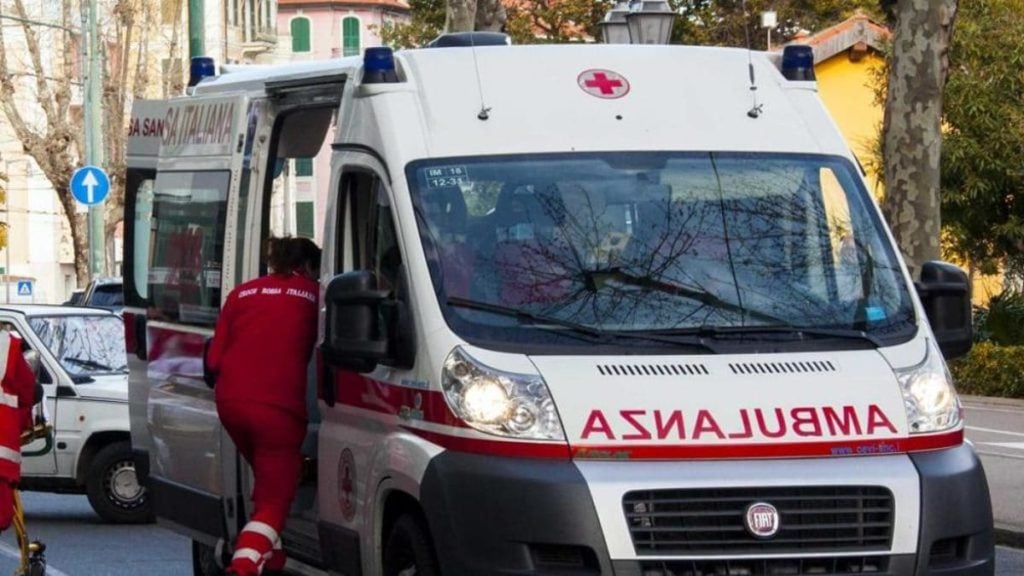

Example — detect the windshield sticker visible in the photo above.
[426,166,470,189]
[866,307,886,321]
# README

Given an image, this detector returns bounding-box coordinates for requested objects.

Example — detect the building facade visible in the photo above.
[274,0,409,244]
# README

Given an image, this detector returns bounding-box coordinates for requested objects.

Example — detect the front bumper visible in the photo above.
[419,443,994,575]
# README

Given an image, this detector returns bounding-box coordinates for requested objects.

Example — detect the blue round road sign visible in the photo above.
[70,166,110,205]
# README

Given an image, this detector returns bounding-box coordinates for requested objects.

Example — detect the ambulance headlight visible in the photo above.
[896,341,962,434]
[442,347,565,441]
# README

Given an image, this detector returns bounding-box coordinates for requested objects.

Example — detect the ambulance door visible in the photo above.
[124,99,164,483]
[129,94,248,544]
[234,76,345,568]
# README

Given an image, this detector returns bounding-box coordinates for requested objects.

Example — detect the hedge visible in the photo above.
[950,342,1024,399]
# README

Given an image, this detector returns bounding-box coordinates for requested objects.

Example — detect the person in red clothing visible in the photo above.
[0,330,40,532]
[207,236,321,575]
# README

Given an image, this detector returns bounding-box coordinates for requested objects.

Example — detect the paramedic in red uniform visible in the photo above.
[207,236,321,575]
[0,331,39,532]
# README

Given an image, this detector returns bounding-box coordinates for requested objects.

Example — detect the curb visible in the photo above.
[960,394,1024,409]
[995,525,1024,550]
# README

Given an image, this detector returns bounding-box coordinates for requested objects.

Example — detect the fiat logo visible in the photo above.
[745,502,780,539]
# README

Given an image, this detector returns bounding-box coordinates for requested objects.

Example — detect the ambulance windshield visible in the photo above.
[408,152,915,352]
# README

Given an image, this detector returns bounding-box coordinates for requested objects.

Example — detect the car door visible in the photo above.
[2,315,59,476]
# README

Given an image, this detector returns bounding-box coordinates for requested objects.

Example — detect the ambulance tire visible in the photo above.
[85,441,153,524]
[383,514,439,576]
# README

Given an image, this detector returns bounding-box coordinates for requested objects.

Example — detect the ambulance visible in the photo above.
[124,36,995,576]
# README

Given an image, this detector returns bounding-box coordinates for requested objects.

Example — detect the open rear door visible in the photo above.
[124,94,249,546]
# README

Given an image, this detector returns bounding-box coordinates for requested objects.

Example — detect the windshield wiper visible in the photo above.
[680,325,884,348]
[447,296,717,352]
[580,268,786,326]
[64,357,118,372]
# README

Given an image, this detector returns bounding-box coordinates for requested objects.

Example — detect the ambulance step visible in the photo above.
[623,486,894,556]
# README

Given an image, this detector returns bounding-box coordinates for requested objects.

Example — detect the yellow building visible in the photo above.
[788,14,1000,305]
[788,12,888,199]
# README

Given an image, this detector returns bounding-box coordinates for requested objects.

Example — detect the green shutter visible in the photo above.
[296,202,315,238]
[295,158,314,177]
[342,17,360,57]
[291,17,311,53]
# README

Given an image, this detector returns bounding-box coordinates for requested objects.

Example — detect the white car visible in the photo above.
[2,304,150,524]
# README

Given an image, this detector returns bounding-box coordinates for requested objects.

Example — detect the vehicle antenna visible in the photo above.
[742,0,763,119]
[469,33,492,120]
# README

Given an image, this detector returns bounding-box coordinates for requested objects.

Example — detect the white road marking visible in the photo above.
[0,540,71,576]
[965,425,1024,438]
[981,442,1024,450]
[963,404,1024,415]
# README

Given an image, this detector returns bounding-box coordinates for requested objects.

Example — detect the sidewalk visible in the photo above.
[961,395,1024,548]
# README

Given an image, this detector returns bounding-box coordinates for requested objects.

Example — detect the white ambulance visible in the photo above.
[124,36,995,576]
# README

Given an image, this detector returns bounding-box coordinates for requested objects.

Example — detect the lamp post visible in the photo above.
[601,0,675,45]
[599,1,631,44]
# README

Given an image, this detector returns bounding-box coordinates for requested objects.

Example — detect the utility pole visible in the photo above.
[189,0,205,59]
[83,0,105,278]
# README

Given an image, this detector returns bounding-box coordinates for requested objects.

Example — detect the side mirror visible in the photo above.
[322,271,390,373]
[916,261,972,360]
[23,349,41,378]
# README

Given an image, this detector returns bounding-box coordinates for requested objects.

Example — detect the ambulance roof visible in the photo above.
[193,44,846,159]
[390,44,838,158]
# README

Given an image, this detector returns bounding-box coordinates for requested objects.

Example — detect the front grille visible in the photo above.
[624,486,894,555]
[639,555,891,575]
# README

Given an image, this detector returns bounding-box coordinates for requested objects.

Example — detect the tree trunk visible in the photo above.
[446,0,477,32]
[880,0,958,277]
[475,0,507,32]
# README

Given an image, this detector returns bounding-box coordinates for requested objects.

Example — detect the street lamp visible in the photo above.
[599,1,631,45]
[624,0,675,45]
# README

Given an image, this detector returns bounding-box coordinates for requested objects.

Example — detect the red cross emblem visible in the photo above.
[578,69,630,99]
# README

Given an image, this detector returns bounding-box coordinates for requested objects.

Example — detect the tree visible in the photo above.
[378,0,445,49]
[939,0,1024,276]
[446,0,506,34]
[0,0,163,284]
[504,0,612,44]
[670,0,882,48]
[878,0,958,275]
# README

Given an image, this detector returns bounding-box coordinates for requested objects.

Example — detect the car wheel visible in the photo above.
[192,540,226,576]
[85,441,152,524]
[383,514,440,576]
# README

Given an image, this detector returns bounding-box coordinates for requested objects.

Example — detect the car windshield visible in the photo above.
[28,315,128,376]
[408,152,915,352]
[88,285,123,308]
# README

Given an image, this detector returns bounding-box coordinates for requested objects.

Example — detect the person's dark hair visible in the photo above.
[266,236,321,276]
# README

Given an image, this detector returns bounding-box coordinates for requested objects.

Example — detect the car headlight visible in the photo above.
[442,347,565,441]
[896,341,961,434]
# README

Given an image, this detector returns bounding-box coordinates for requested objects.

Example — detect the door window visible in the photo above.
[148,171,230,326]
[123,169,156,306]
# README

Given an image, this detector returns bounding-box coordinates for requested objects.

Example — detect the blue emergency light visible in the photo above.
[363,47,398,84]
[781,45,815,81]
[189,56,216,87]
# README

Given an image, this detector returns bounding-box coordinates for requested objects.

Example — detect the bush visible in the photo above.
[974,289,1024,345]
[950,342,1024,399]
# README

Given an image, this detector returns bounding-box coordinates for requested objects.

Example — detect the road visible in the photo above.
[1,491,1022,575]
[0,493,189,575]
[963,396,1024,539]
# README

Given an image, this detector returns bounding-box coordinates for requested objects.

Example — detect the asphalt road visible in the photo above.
[963,396,1024,539]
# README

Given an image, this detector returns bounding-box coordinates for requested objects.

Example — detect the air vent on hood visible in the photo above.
[597,363,709,376]
[729,360,836,375]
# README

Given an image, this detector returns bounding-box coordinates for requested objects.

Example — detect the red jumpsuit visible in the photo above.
[0,333,38,531]
[207,273,319,575]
